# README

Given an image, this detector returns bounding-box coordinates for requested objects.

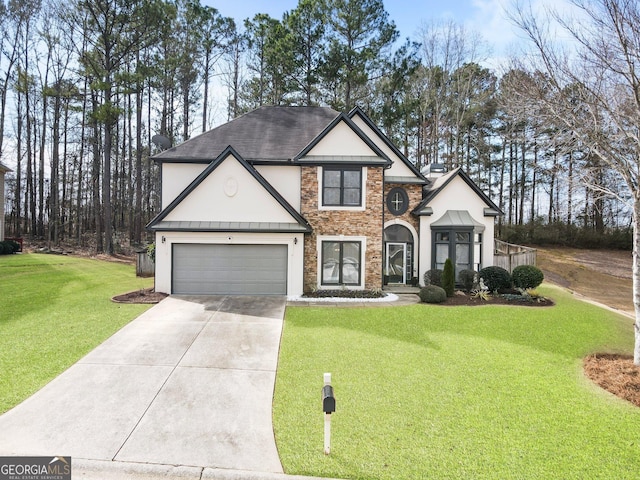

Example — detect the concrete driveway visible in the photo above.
[0,295,327,480]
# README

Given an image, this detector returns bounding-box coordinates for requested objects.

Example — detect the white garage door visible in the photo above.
[172,244,288,295]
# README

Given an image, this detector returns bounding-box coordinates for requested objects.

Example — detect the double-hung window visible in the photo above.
[322,167,362,206]
[321,241,361,285]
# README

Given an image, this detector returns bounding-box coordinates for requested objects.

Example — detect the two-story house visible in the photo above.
[147,106,501,296]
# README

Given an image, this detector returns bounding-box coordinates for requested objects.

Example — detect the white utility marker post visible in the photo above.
[322,372,336,455]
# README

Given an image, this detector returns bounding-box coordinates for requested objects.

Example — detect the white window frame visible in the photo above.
[316,235,367,290]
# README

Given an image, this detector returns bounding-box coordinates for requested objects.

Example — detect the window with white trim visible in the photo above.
[321,240,361,285]
[322,167,362,206]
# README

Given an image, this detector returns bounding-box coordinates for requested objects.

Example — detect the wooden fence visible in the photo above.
[494,239,537,272]
[136,249,155,277]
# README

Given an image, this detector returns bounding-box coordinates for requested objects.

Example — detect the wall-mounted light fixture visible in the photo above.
[161,236,166,244]
[294,237,298,245]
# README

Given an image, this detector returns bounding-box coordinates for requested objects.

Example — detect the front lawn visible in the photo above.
[0,253,153,414]
[274,285,639,479]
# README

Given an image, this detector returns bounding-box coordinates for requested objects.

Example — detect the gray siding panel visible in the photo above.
[172,244,287,295]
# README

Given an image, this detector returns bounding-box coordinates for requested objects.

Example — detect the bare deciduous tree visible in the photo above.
[511,0,640,363]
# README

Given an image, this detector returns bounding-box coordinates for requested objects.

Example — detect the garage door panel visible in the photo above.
[172,244,287,295]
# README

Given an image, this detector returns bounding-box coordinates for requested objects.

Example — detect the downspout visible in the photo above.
[382,163,392,289]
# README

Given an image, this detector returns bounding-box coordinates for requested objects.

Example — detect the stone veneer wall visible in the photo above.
[383,183,422,231]
[301,165,384,292]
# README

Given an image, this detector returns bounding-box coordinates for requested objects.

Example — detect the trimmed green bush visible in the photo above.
[478,266,512,292]
[419,285,447,304]
[442,258,455,297]
[458,269,477,292]
[423,269,443,287]
[0,240,19,254]
[146,243,156,262]
[512,264,544,290]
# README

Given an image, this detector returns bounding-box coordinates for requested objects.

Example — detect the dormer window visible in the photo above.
[322,167,362,207]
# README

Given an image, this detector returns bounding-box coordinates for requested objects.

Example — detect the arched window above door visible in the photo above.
[384,224,413,243]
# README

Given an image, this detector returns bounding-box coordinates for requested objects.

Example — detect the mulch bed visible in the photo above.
[584,353,640,407]
[112,288,168,304]
[439,292,554,307]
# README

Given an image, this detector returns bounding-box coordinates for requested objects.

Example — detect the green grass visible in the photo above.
[274,285,639,479]
[0,253,153,414]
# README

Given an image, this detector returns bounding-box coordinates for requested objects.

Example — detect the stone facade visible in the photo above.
[301,165,384,292]
[383,183,422,232]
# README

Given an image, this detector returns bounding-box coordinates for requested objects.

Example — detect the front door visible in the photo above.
[386,242,406,284]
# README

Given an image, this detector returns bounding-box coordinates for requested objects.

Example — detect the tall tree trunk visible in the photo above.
[633,196,640,364]
[14,84,22,236]
[38,53,51,239]
[90,93,103,253]
[530,141,537,222]
[103,83,114,255]
[508,133,514,225]
[50,92,61,245]
[519,133,526,225]
[567,151,573,226]
[134,58,143,244]
[202,53,210,132]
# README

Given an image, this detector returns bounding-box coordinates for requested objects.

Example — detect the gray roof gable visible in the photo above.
[146,146,311,233]
[413,167,503,216]
[348,106,426,183]
[153,106,340,163]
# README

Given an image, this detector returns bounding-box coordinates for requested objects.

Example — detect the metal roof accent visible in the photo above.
[296,155,389,165]
[430,210,486,232]
[414,205,433,216]
[484,207,502,217]
[385,175,428,185]
[148,221,310,233]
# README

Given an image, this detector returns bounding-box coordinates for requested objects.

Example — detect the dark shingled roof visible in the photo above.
[154,106,340,163]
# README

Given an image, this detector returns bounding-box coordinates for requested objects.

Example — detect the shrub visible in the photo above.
[4,240,19,254]
[419,285,447,304]
[146,243,156,262]
[478,266,512,292]
[423,269,443,287]
[442,258,455,297]
[458,269,477,292]
[512,264,544,290]
[0,243,5,255]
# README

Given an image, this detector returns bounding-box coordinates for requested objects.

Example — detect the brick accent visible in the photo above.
[301,166,384,292]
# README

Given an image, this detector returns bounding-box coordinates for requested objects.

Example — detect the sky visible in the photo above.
[205,0,527,69]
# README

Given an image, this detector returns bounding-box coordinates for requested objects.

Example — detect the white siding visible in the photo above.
[305,120,377,157]
[418,176,496,283]
[163,155,297,224]
[255,165,301,211]
[350,115,421,180]
[161,163,207,208]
